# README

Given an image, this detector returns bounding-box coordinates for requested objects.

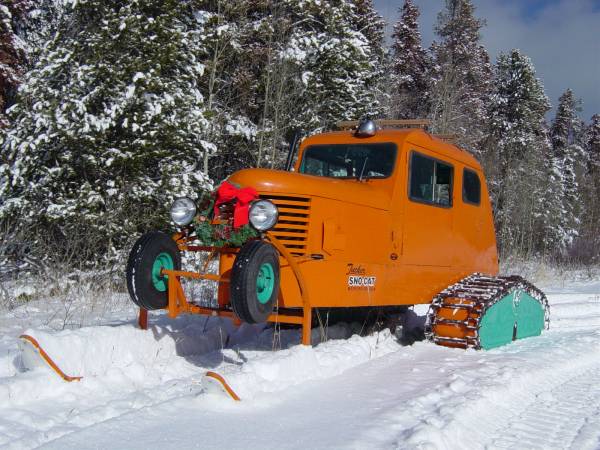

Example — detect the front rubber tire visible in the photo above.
[230,240,280,323]
[126,231,181,310]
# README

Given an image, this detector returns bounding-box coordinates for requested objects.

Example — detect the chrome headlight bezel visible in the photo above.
[248,200,279,231]
[170,197,197,227]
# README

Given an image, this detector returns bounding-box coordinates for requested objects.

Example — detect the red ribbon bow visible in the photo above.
[213,181,258,229]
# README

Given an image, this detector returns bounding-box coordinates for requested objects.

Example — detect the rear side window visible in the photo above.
[409,151,453,207]
[463,169,481,205]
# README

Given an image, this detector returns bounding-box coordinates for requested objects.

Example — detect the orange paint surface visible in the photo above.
[223,128,499,310]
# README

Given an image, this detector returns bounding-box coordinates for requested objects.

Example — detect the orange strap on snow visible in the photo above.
[205,371,241,401]
[19,334,83,382]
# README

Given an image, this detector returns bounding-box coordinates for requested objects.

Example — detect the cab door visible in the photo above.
[402,147,454,267]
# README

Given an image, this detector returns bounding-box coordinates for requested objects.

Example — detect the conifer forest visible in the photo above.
[0,0,598,282]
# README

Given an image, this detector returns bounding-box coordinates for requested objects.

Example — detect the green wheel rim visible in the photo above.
[151,252,174,292]
[256,262,275,304]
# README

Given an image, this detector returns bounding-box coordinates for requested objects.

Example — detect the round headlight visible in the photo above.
[249,200,278,231]
[170,197,197,226]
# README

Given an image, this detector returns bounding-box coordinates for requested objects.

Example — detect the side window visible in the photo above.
[409,151,453,207]
[462,168,481,205]
[409,152,434,202]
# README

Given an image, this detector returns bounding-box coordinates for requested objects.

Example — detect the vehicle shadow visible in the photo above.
[137,307,427,371]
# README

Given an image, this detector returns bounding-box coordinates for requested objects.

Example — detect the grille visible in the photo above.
[260,194,311,256]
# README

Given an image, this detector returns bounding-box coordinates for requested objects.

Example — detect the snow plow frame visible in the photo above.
[138,232,315,345]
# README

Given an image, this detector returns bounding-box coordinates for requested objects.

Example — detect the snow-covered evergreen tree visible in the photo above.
[349,0,388,121]
[0,0,213,259]
[178,0,386,181]
[349,0,385,61]
[196,1,296,176]
[189,2,258,180]
[21,0,64,56]
[586,114,600,181]
[236,1,292,170]
[486,49,551,256]
[0,0,29,127]
[390,0,430,119]
[280,0,383,133]
[572,114,600,261]
[547,89,585,252]
[429,0,492,154]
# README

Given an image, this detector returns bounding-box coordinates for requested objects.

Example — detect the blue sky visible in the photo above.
[374,0,600,121]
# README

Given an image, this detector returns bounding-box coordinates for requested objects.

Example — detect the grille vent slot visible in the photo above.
[259,194,311,256]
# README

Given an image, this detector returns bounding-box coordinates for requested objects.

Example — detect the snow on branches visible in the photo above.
[390,0,430,119]
[0,0,29,127]
[0,0,213,258]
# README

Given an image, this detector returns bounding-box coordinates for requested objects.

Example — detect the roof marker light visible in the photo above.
[355,119,377,137]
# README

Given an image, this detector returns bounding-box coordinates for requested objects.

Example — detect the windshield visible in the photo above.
[299,143,397,179]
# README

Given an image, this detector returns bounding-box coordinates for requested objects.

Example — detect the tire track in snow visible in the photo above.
[391,288,600,450]
[0,375,205,450]
[379,348,600,450]
[488,365,600,450]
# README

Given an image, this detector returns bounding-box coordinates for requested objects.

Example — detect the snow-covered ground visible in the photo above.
[0,272,599,449]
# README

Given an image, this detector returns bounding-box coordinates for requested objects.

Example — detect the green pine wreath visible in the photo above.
[193,194,259,247]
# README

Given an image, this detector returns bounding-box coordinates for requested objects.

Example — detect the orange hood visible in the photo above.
[228,168,392,210]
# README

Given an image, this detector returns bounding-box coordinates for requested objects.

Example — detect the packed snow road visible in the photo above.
[0,276,599,449]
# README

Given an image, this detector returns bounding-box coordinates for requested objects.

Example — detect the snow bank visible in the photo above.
[20,323,229,380]
[14,317,403,402]
[215,329,401,400]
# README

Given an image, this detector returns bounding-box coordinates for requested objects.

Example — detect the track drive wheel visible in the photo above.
[425,274,549,350]
[230,240,280,323]
[126,231,181,310]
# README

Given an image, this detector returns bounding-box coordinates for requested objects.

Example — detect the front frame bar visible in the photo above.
[138,233,313,345]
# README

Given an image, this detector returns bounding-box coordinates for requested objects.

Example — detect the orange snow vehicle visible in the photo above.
[126,119,549,350]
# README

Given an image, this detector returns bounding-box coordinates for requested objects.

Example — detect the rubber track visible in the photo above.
[424,273,550,349]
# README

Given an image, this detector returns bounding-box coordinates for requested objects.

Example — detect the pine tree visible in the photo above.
[191,0,386,180]
[198,1,300,177]
[429,0,492,153]
[349,0,388,121]
[281,0,384,133]
[0,0,213,260]
[486,49,551,256]
[0,0,29,127]
[577,114,600,261]
[349,0,385,59]
[21,0,65,55]
[240,1,294,170]
[587,114,600,181]
[389,0,430,119]
[192,1,260,180]
[548,89,585,253]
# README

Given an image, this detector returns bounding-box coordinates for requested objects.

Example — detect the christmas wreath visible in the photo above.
[194,181,259,247]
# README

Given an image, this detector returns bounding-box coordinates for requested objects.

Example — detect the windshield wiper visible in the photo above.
[358,156,369,181]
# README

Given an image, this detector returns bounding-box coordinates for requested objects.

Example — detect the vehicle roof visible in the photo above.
[299,128,482,171]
